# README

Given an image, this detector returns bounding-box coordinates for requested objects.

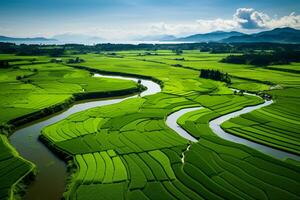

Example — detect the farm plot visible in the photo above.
[2,51,300,200]
[0,54,140,200]
[71,149,181,200]
[43,94,197,154]
[222,88,300,155]
[0,135,34,200]
[42,51,300,200]
[176,93,300,200]
[180,139,300,200]
[0,58,139,124]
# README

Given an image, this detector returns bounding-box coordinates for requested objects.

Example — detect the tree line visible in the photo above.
[1,42,300,56]
[221,50,300,66]
[200,69,231,83]
[0,43,64,56]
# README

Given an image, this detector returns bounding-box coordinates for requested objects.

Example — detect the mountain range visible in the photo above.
[221,27,300,43]
[137,34,177,41]
[0,36,57,44]
[0,34,105,44]
[0,27,300,44]
[169,27,300,43]
[173,31,246,42]
[52,34,105,44]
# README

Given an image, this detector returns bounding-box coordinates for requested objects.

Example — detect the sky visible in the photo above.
[0,0,300,41]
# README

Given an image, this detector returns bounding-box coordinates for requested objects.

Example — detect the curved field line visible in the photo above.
[9,72,161,200]
[166,98,300,161]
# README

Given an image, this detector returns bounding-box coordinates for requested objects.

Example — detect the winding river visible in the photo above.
[166,99,300,161]
[8,71,299,200]
[9,73,161,200]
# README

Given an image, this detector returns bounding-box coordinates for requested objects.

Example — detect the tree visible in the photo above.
[200,69,231,84]
[0,60,9,68]
[173,49,183,55]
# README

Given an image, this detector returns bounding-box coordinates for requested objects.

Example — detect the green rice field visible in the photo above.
[1,50,300,200]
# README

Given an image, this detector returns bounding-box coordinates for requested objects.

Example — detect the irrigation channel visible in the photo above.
[9,72,300,200]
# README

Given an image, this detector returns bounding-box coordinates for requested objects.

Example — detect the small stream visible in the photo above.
[9,73,161,200]
[166,98,300,161]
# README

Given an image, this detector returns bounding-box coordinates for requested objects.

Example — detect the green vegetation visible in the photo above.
[222,88,300,155]
[0,135,34,200]
[40,50,300,199]
[0,47,299,199]
[221,51,300,66]
[200,69,231,83]
[0,57,139,125]
[0,54,141,199]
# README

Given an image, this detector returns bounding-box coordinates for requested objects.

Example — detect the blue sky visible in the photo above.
[0,0,300,40]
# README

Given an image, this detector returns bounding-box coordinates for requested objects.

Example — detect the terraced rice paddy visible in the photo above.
[222,88,300,155]
[9,72,158,200]
[0,135,34,200]
[1,51,300,200]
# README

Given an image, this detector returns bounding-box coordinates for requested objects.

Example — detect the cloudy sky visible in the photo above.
[0,0,300,40]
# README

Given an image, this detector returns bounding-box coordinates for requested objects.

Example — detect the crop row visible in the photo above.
[44,94,196,155]
[75,150,127,184]
[71,149,181,199]
[179,138,300,200]
[74,149,177,185]
[222,88,300,154]
[0,135,34,200]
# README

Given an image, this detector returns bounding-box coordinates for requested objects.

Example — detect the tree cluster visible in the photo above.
[67,57,85,64]
[172,49,183,55]
[0,43,64,56]
[200,69,231,83]
[221,50,300,66]
[1,42,300,56]
[0,60,9,68]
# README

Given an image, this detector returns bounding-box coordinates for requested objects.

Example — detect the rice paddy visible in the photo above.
[1,50,300,199]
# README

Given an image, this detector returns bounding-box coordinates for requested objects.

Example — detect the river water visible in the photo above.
[9,73,161,200]
[9,72,299,200]
[166,99,300,161]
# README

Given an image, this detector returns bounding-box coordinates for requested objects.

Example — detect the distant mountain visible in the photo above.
[138,34,177,41]
[0,36,57,44]
[222,27,300,43]
[175,31,246,42]
[52,34,105,44]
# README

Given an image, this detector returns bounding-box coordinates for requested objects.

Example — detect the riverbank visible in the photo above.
[9,72,160,200]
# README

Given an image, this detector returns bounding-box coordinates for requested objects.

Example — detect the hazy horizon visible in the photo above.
[1,0,300,41]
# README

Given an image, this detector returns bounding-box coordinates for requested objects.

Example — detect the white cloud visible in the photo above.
[67,8,300,40]
[233,8,300,30]
[233,8,269,29]
[1,8,299,41]
[5,8,299,41]
[267,12,300,29]
[138,8,300,38]
[196,18,238,31]
[143,19,237,37]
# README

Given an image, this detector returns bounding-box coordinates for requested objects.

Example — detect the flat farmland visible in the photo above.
[1,50,300,200]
